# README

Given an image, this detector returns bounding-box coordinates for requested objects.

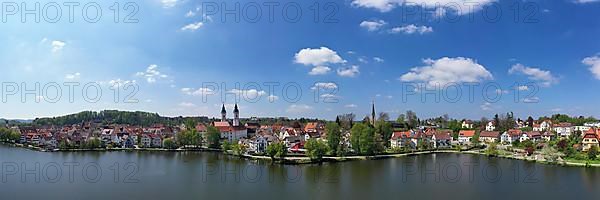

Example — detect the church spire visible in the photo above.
[233,103,240,126]
[371,100,376,126]
[221,104,227,122]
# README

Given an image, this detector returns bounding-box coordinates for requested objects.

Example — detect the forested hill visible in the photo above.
[32,110,209,126]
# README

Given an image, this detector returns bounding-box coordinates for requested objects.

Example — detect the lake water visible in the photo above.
[1,144,600,199]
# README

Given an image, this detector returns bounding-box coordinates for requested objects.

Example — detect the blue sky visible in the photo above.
[1,0,600,120]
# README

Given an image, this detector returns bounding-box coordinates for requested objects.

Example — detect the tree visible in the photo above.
[588,146,598,160]
[541,145,560,163]
[163,138,178,149]
[305,139,328,161]
[85,138,102,149]
[222,141,233,151]
[266,142,287,161]
[378,112,390,122]
[375,120,393,148]
[206,126,221,148]
[486,143,499,156]
[396,114,406,124]
[232,143,247,156]
[359,125,376,155]
[406,110,418,129]
[325,122,341,155]
[350,123,365,153]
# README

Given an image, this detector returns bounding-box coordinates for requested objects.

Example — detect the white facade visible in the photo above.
[485,122,496,131]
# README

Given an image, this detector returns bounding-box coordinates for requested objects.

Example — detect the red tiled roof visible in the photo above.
[459,130,476,137]
[391,131,411,140]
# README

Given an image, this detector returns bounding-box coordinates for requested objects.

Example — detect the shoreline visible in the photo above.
[3,142,599,167]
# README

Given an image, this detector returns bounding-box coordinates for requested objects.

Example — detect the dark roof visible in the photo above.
[221,104,226,113]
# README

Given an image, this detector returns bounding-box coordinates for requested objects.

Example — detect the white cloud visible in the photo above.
[311,82,338,90]
[161,0,179,8]
[337,65,360,77]
[517,85,529,91]
[508,63,559,87]
[573,0,600,4]
[551,108,563,112]
[358,57,369,63]
[228,89,267,99]
[267,95,279,102]
[582,55,600,80]
[65,72,81,80]
[179,102,197,107]
[320,93,339,99]
[390,24,433,34]
[181,87,215,96]
[185,11,196,17]
[373,57,385,62]
[51,40,66,52]
[136,64,168,83]
[108,79,136,87]
[399,57,493,86]
[480,102,493,111]
[359,20,387,31]
[181,22,203,31]
[308,66,332,75]
[351,0,496,14]
[523,97,540,103]
[345,104,358,108]
[286,104,313,113]
[294,47,346,66]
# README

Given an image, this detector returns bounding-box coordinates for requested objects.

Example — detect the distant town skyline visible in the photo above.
[2,0,600,120]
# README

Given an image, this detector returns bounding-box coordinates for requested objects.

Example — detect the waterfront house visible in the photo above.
[541,131,555,142]
[553,122,573,138]
[390,131,412,149]
[432,131,452,148]
[582,130,599,151]
[458,130,475,144]
[151,135,162,147]
[528,131,542,142]
[141,134,152,147]
[500,129,522,144]
[479,131,500,143]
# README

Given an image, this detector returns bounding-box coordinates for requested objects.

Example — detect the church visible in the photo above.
[213,104,248,142]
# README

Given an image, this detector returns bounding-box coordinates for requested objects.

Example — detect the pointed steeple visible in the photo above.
[221,104,227,122]
[233,103,240,126]
[371,100,376,126]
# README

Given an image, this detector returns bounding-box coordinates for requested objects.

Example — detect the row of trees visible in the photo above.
[0,127,20,142]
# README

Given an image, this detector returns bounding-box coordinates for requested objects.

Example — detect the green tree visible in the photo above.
[206,126,221,148]
[359,125,376,155]
[541,145,560,163]
[163,138,178,149]
[588,146,598,160]
[486,143,499,156]
[86,138,102,149]
[325,122,341,155]
[222,141,233,151]
[350,123,365,154]
[305,139,328,161]
[375,120,393,148]
[232,143,247,156]
[266,142,287,161]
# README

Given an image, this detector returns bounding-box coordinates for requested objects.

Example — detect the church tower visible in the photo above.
[233,103,240,126]
[221,104,227,122]
[371,101,376,126]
